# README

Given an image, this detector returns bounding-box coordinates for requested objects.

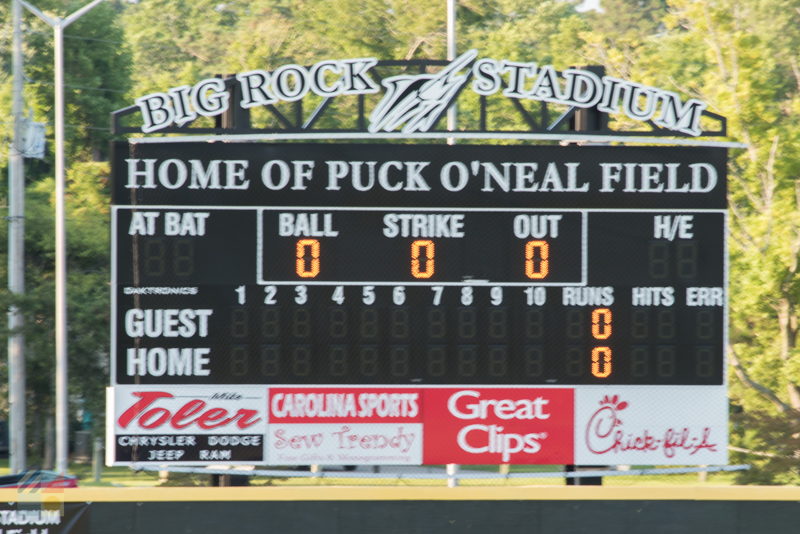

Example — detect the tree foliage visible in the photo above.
[0,0,127,465]
[661,0,800,483]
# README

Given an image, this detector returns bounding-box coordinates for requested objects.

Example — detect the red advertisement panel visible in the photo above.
[423,388,574,464]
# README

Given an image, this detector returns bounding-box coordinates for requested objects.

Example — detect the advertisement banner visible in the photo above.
[422,388,574,464]
[110,385,267,465]
[267,388,423,465]
[574,386,728,465]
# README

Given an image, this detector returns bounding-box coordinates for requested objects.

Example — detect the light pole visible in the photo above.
[8,0,27,475]
[19,0,106,475]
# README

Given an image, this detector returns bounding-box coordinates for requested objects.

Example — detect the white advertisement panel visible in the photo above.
[574,386,728,465]
[266,387,423,465]
[267,423,423,465]
[109,385,267,465]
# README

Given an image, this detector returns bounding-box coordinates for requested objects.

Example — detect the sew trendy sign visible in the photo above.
[134,49,708,136]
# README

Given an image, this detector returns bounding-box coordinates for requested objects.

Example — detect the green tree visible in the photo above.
[0,161,111,466]
[0,1,129,466]
[460,0,589,133]
[580,0,668,78]
[121,0,244,96]
[1,1,131,161]
[642,0,800,483]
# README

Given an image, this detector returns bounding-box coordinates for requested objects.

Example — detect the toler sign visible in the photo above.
[109,386,267,465]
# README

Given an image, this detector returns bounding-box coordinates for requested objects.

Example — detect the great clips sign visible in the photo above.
[424,388,574,464]
[134,49,707,136]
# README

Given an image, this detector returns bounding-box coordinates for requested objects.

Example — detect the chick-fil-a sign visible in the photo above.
[423,388,574,464]
[574,386,728,465]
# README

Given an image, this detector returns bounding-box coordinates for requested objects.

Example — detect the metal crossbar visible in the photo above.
[134,464,749,480]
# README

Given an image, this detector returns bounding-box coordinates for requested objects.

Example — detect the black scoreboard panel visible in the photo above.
[112,142,727,387]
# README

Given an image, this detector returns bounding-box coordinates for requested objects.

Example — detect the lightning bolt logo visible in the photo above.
[368,49,478,134]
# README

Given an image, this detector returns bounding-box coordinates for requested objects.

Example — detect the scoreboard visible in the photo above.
[109,141,728,466]
[112,142,726,386]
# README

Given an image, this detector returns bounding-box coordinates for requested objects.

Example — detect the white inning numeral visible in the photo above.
[431,286,444,306]
[263,285,277,305]
[294,285,308,305]
[524,286,546,306]
[362,285,376,305]
[393,286,406,305]
[461,286,474,305]
[235,285,246,305]
[490,286,503,306]
[332,285,345,305]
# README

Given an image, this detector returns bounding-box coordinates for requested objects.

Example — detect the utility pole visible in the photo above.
[8,0,27,475]
[20,0,107,475]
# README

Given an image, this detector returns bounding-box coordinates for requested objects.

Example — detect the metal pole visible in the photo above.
[53,21,68,476]
[92,438,103,483]
[20,0,106,476]
[446,0,457,145]
[8,0,27,474]
[445,0,459,485]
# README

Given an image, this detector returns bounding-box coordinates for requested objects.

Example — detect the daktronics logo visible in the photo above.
[116,390,263,432]
[424,388,574,464]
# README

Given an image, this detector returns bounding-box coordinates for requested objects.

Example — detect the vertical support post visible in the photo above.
[565,66,607,486]
[53,20,69,476]
[698,465,708,483]
[20,0,107,475]
[446,0,457,145]
[8,0,27,475]
[446,463,458,488]
[446,0,459,483]
[92,438,103,483]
